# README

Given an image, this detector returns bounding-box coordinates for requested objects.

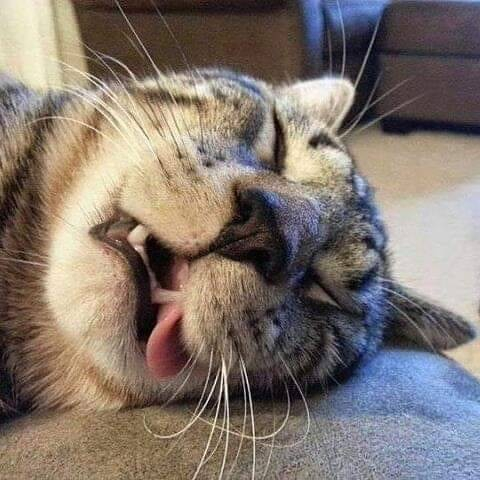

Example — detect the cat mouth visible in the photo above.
[90,217,190,379]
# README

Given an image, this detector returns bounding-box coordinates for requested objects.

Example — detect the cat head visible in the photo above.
[2,70,475,412]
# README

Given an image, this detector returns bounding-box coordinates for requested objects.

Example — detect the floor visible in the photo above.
[347,127,480,377]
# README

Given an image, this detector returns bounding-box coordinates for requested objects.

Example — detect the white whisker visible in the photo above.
[0,256,47,268]
[384,298,436,351]
[277,355,311,450]
[350,94,425,136]
[353,15,381,91]
[192,368,224,480]
[341,76,413,137]
[219,357,230,479]
[240,357,256,480]
[381,285,456,346]
[226,354,248,479]
[261,392,276,480]
[143,368,220,440]
[336,0,346,80]
[341,72,384,137]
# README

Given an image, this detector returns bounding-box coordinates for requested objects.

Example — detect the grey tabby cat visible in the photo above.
[0,70,475,417]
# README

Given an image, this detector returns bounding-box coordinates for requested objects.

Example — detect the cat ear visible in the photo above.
[384,281,476,351]
[280,77,355,132]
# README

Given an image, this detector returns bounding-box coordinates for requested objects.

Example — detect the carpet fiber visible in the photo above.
[348,128,480,376]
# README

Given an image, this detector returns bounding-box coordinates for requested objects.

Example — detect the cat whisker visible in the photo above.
[164,349,216,457]
[114,1,160,78]
[191,367,224,480]
[277,354,311,450]
[3,248,49,262]
[341,72,384,137]
[0,256,48,268]
[146,78,189,163]
[143,368,221,440]
[145,6,202,146]
[197,375,292,442]
[260,391,276,480]
[62,86,149,161]
[349,93,425,137]
[28,114,138,168]
[83,45,139,84]
[226,352,248,479]
[56,57,145,138]
[114,1,186,157]
[63,50,150,141]
[35,52,149,151]
[240,356,256,480]
[200,356,231,477]
[160,344,205,407]
[353,15,382,92]
[336,0,347,81]
[341,76,414,138]
[326,25,333,77]
[220,356,231,479]
[61,70,161,169]
[329,338,348,372]
[384,298,437,351]
[324,1,348,130]
[149,0,193,75]
[79,47,173,172]
[200,376,227,473]
[380,285,458,347]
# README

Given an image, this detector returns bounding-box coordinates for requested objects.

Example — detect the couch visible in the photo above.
[72,0,480,131]
[376,0,480,132]
[72,0,387,118]
[2,348,480,478]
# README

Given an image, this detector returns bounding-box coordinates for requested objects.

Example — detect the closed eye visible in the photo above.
[272,106,286,172]
[305,269,363,315]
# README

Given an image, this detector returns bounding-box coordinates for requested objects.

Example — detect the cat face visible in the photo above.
[2,71,474,412]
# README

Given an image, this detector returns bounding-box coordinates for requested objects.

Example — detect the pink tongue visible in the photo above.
[146,303,187,378]
[145,257,189,379]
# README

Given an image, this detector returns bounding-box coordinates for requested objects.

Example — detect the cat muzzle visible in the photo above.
[90,216,190,379]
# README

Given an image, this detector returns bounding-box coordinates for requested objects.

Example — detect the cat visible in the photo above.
[0,69,475,418]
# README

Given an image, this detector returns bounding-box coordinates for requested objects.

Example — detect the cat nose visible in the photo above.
[214,188,290,283]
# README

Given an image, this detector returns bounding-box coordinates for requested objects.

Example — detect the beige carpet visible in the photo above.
[347,127,480,377]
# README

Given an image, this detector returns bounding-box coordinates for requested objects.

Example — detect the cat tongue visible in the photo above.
[145,258,189,379]
[146,303,186,378]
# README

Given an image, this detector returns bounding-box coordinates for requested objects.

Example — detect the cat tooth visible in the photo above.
[127,224,149,247]
[133,245,149,265]
[133,244,158,288]
[152,288,184,304]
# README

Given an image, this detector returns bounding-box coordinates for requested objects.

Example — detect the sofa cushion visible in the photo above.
[376,53,480,126]
[322,0,391,54]
[379,0,480,56]
[72,0,287,12]
[1,348,479,479]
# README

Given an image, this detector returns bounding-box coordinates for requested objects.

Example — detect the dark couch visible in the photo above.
[72,0,480,131]
[72,1,386,117]
[376,1,480,132]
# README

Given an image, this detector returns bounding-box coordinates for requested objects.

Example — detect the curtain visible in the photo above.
[0,0,87,89]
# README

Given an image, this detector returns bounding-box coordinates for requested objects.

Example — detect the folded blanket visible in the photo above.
[1,348,479,479]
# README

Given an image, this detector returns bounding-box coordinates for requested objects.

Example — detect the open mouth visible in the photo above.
[90,216,190,379]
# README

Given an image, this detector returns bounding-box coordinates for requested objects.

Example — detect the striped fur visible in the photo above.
[0,71,475,418]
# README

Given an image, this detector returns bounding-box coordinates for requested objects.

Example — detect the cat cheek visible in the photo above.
[46,237,137,342]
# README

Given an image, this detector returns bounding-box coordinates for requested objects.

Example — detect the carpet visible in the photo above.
[348,127,480,376]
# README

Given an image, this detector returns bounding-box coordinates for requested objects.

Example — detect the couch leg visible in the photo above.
[381,118,415,134]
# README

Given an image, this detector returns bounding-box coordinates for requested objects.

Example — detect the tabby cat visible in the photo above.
[0,70,475,417]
